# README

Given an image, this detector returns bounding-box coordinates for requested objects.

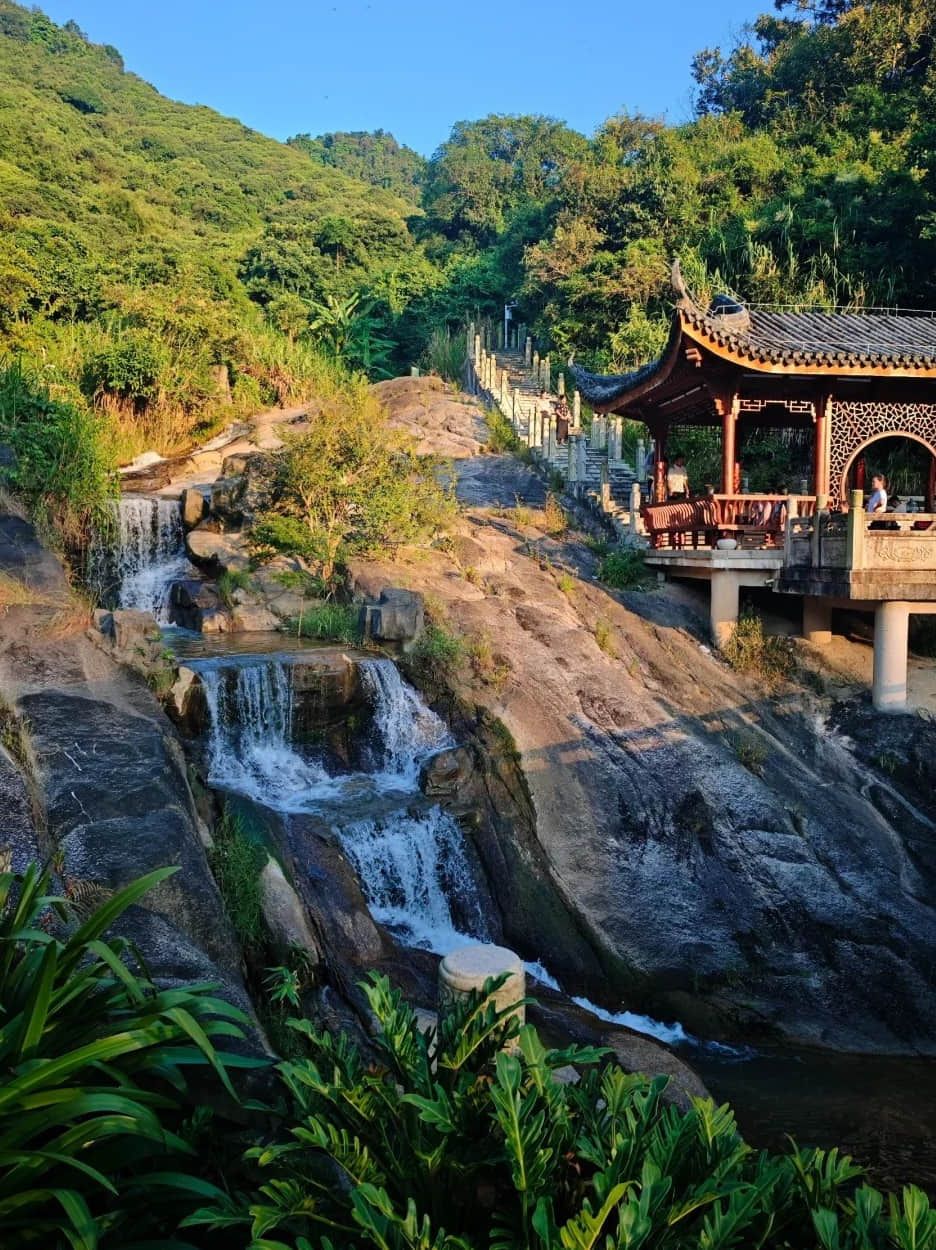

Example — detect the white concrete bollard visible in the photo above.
[438,944,526,1036]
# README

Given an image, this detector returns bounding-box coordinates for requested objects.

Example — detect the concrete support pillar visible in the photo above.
[803,597,832,645]
[873,601,910,712]
[439,944,526,1037]
[710,571,742,649]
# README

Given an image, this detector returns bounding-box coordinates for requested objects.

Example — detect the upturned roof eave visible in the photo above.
[681,312,936,380]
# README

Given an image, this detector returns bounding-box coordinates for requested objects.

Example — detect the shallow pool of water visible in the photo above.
[691,1046,936,1194]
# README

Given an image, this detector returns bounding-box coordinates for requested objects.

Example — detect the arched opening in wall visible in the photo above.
[841,433,936,511]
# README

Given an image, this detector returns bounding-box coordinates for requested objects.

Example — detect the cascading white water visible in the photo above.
[110,496,190,620]
[196,657,336,805]
[341,808,489,953]
[359,659,453,783]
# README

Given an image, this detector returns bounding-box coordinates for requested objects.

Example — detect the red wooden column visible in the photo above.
[715,392,739,495]
[813,396,830,498]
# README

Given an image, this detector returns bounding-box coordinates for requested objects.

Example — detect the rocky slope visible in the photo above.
[346,379,936,1054]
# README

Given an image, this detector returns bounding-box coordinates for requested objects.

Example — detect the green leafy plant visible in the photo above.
[293,600,363,644]
[184,970,934,1250]
[405,622,465,692]
[217,566,252,606]
[0,861,257,1248]
[208,802,268,949]
[597,547,650,591]
[594,615,617,657]
[731,731,769,776]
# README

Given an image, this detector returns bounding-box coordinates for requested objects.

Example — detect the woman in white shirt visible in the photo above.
[865,474,888,514]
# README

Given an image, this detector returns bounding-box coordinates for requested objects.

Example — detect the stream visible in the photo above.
[113,493,936,1193]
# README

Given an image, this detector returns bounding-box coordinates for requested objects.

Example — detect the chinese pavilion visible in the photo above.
[572,261,936,507]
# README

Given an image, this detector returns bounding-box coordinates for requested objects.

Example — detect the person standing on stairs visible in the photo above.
[555,396,570,445]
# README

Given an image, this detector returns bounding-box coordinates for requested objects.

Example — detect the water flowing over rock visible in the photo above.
[359,659,453,784]
[340,807,490,954]
[100,496,193,620]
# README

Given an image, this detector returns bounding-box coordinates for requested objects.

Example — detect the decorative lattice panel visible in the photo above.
[738,398,815,416]
[830,400,936,500]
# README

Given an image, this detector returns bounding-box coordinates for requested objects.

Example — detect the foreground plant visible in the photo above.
[0,862,257,1248]
[185,971,936,1249]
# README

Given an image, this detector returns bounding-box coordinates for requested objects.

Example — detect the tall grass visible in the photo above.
[421,327,466,382]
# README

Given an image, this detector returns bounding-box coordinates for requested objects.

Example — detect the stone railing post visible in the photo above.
[497,323,504,350]
[812,493,829,568]
[524,336,533,366]
[473,333,481,367]
[572,391,581,429]
[577,436,587,492]
[567,434,579,485]
[439,944,526,1042]
[630,481,642,533]
[846,489,865,570]
[636,438,645,479]
[467,321,475,358]
[532,351,540,385]
[600,460,611,511]
[542,354,551,392]
[547,415,557,460]
[557,371,566,397]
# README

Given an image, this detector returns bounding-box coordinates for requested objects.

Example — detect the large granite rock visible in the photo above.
[359,587,424,645]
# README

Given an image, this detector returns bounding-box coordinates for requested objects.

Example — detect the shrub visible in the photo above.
[293,600,363,644]
[484,406,527,456]
[543,490,567,535]
[0,862,255,1247]
[722,609,796,681]
[732,731,769,775]
[594,615,617,656]
[406,622,464,691]
[556,570,576,595]
[83,331,164,402]
[251,513,322,563]
[185,971,933,1250]
[258,374,454,586]
[0,359,117,543]
[598,546,649,590]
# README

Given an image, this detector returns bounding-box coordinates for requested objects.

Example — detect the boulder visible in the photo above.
[230,601,279,633]
[111,609,161,653]
[181,487,208,528]
[185,525,251,573]
[260,857,322,967]
[360,587,425,645]
[420,746,474,797]
[169,579,223,632]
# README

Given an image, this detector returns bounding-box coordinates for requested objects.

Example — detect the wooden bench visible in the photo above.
[642,497,787,549]
[641,498,720,549]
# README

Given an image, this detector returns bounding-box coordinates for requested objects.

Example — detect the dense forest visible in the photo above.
[1,0,935,464]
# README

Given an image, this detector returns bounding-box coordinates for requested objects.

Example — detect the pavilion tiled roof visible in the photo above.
[572,300,936,410]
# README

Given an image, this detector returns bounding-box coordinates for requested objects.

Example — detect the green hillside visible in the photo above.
[0,0,431,455]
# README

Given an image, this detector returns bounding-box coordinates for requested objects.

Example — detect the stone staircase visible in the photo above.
[463,331,643,539]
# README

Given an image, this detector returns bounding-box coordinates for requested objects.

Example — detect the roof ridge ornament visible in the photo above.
[671,256,694,310]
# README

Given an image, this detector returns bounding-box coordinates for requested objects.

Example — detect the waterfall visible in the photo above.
[196,656,336,805]
[340,808,489,953]
[108,496,190,620]
[359,659,453,783]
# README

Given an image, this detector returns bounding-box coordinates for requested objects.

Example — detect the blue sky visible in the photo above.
[38,0,765,156]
